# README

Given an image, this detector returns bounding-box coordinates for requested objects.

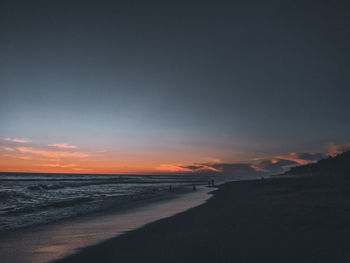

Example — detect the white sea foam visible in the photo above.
[0,173,217,231]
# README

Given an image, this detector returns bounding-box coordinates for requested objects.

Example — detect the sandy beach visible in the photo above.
[55,176,350,263]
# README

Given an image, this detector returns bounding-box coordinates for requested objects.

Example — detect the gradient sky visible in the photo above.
[1,0,350,174]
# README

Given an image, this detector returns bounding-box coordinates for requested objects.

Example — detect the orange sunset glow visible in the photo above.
[1,137,349,175]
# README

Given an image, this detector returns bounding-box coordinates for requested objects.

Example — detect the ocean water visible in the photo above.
[0,173,215,232]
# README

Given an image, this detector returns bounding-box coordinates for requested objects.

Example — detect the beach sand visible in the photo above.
[56,176,350,263]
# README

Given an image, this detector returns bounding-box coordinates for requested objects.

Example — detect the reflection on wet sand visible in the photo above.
[0,188,212,263]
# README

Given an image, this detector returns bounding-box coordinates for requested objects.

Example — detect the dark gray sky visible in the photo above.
[1,0,350,173]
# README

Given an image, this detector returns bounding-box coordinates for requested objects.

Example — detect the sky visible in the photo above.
[1,0,350,175]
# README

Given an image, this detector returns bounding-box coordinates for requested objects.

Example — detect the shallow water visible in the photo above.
[0,173,213,231]
[0,187,213,263]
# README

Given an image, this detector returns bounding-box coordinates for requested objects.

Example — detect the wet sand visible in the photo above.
[0,188,212,263]
[56,176,350,263]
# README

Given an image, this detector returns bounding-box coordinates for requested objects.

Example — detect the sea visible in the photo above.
[0,172,222,232]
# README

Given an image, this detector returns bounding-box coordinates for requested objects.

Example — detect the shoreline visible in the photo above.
[0,185,195,234]
[56,175,350,263]
[0,186,214,263]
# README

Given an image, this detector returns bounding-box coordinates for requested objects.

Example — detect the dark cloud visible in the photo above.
[180,162,257,175]
[180,147,348,176]
[180,165,205,170]
[177,149,338,176]
[292,152,327,161]
[257,159,299,173]
[174,148,343,176]
[255,151,329,174]
[209,163,256,174]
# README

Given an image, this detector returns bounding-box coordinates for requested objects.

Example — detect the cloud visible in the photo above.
[208,163,257,174]
[328,142,350,156]
[275,155,308,165]
[165,150,330,175]
[17,147,89,158]
[39,163,78,168]
[156,163,218,173]
[157,162,256,175]
[253,151,327,173]
[253,158,299,173]
[3,154,33,160]
[4,138,31,143]
[180,164,219,171]
[291,152,327,161]
[49,143,78,149]
[3,147,15,152]
[181,165,207,170]
[156,164,194,173]
[276,152,326,165]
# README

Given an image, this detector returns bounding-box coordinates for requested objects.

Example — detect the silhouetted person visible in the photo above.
[192,184,196,190]
[208,181,211,187]
[169,185,173,191]
[211,180,215,187]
